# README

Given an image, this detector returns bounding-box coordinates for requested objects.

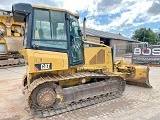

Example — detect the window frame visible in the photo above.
[31,8,68,51]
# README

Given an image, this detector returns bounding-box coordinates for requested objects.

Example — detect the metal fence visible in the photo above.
[113,43,160,64]
[113,43,141,62]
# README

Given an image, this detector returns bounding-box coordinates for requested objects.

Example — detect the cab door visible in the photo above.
[69,15,84,66]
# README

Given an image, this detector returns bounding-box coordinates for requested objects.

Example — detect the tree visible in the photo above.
[156,32,160,42]
[132,28,157,44]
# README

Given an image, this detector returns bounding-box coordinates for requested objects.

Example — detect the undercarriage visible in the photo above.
[23,72,125,117]
[0,53,24,68]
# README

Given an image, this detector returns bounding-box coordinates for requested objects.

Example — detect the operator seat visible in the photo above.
[38,29,45,39]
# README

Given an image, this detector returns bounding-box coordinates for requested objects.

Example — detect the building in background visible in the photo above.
[81,28,136,55]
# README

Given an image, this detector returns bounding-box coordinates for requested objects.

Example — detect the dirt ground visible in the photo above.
[0,66,160,120]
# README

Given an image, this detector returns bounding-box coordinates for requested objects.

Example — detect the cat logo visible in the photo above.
[41,64,51,70]
[35,63,52,70]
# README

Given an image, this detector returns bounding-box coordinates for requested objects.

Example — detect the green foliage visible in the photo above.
[132,28,157,44]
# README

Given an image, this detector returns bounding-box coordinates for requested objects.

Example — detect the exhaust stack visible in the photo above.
[83,18,86,40]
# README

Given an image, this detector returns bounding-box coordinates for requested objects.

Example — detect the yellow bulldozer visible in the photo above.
[0,9,24,67]
[12,3,151,117]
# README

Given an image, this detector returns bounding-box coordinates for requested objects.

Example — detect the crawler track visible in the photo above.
[0,63,25,69]
[23,72,126,117]
[0,57,25,69]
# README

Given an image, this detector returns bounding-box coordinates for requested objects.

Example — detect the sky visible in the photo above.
[1,0,160,38]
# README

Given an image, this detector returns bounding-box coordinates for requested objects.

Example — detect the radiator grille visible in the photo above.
[89,55,96,64]
[89,49,105,65]
[97,49,105,64]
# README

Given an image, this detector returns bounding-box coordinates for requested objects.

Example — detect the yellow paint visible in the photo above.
[56,94,63,103]
[0,15,24,37]
[13,32,20,37]
[114,59,149,83]
[23,49,69,73]
[21,4,150,88]
[0,37,8,52]
[83,46,113,72]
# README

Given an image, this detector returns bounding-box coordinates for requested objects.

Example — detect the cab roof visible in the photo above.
[32,5,79,17]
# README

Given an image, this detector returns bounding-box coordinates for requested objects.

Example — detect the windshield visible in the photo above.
[32,9,67,49]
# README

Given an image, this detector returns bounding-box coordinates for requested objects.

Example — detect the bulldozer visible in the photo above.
[0,9,24,67]
[12,3,151,117]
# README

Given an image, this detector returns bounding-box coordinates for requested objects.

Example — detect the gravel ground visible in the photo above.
[0,66,160,120]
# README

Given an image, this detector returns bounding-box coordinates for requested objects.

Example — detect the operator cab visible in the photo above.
[12,3,84,66]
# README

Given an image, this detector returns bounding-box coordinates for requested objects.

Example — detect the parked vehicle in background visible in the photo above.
[0,9,24,67]
[138,42,149,48]
[157,42,160,45]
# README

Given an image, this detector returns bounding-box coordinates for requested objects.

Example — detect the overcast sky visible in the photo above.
[1,0,160,38]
